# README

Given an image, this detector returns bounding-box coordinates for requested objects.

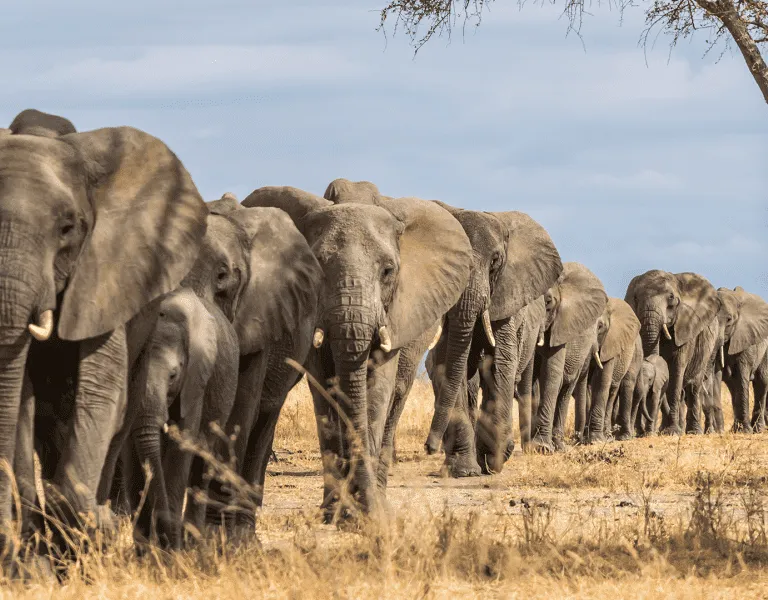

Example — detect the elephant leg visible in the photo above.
[573,369,589,443]
[661,354,686,436]
[727,364,752,433]
[14,371,37,538]
[552,379,578,452]
[616,373,638,441]
[97,390,130,507]
[443,339,483,478]
[52,328,127,536]
[161,436,193,550]
[587,359,614,443]
[531,345,566,453]
[710,369,724,433]
[377,336,426,492]
[751,361,768,434]
[684,382,704,435]
[207,352,267,528]
[517,358,535,452]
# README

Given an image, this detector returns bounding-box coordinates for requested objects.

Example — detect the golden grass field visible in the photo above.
[6,374,768,599]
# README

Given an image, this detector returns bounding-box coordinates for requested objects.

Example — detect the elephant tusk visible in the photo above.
[313,328,324,348]
[594,351,603,370]
[28,310,54,341]
[379,326,392,353]
[428,323,442,350]
[537,329,545,347]
[482,310,496,347]
[662,323,672,340]
[720,346,725,369]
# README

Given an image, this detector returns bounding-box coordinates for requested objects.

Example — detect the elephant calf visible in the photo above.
[635,355,669,435]
[124,289,239,549]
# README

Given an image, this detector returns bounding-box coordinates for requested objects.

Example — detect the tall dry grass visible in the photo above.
[3,374,767,599]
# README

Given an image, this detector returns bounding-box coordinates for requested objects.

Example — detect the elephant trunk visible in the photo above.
[425,286,484,455]
[132,421,172,542]
[326,279,377,513]
[639,310,663,356]
[0,233,53,530]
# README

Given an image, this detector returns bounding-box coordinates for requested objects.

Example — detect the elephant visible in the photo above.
[99,192,323,539]
[583,297,642,443]
[710,287,768,433]
[634,355,669,435]
[122,288,239,550]
[624,271,721,435]
[243,184,473,519]
[419,203,562,476]
[0,110,207,557]
[531,262,608,453]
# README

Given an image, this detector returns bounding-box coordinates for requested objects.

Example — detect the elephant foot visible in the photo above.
[732,422,753,434]
[552,436,566,453]
[530,436,554,455]
[751,420,765,434]
[685,426,703,435]
[614,429,633,442]
[660,425,682,436]
[444,454,482,478]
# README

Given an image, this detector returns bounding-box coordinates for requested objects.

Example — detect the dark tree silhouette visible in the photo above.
[378,0,768,104]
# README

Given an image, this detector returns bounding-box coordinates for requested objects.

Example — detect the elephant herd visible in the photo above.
[0,109,766,567]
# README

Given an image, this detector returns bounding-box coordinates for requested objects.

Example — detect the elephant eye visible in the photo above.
[381,264,395,279]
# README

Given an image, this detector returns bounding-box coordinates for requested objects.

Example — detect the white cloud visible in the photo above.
[578,169,684,191]
[16,45,364,95]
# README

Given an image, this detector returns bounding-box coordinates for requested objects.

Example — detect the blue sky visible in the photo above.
[1,0,765,299]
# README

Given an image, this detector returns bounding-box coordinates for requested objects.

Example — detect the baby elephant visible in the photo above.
[632,355,669,436]
[127,288,239,549]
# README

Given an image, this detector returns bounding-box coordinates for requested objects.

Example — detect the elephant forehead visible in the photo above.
[308,203,400,239]
[204,215,242,258]
[0,136,81,195]
[459,211,505,245]
[718,292,739,314]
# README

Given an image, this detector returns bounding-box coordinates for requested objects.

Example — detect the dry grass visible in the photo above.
[5,373,768,598]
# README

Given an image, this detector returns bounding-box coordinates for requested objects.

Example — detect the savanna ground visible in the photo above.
[7,373,768,599]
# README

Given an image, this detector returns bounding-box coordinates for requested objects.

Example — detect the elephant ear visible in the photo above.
[672,273,721,347]
[550,262,608,347]
[242,186,331,232]
[323,178,380,205]
[378,197,472,349]
[489,211,563,321]
[58,127,207,341]
[599,298,641,362]
[430,199,463,217]
[729,289,768,355]
[174,290,217,422]
[206,192,240,216]
[225,206,322,354]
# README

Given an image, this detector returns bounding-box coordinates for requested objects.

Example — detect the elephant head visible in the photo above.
[596,298,641,366]
[243,185,472,512]
[9,108,77,138]
[184,193,323,356]
[542,262,607,348]
[625,270,720,356]
[323,178,382,205]
[717,287,768,357]
[424,204,563,457]
[130,288,218,548]
[0,111,207,531]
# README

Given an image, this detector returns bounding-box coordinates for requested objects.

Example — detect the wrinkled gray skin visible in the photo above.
[634,355,669,435]
[182,197,321,533]
[708,287,768,433]
[122,289,238,550]
[624,271,720,435]
[583,297,642,443]
[530,262,608,453]
[98,194,322,543]
[245,184,472,520]
[1,110,207,558]
[421,203,562,477]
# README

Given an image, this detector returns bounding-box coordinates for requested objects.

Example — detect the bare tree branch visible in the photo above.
[377,0,768,103]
